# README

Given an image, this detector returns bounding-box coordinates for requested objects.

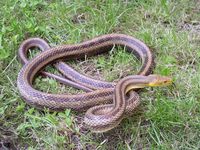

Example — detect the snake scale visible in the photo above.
[17,34,172,132]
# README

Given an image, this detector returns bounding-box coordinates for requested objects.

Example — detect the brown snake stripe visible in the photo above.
[17,34,171,132]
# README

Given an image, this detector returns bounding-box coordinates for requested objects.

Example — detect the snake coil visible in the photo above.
[17,34,160,132]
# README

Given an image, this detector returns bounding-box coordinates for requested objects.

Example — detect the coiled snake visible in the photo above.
[17,34,172,132]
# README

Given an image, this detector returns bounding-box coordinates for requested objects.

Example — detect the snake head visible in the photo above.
[147,74,172,87]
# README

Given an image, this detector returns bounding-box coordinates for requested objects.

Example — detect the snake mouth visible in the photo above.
[148,76,173,87]
[149,81,172,87]
[148,80,172,87]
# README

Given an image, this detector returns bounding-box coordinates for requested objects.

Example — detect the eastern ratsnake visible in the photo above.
[17,34,172,132]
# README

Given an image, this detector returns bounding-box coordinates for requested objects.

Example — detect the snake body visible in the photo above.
[17,34,171,132]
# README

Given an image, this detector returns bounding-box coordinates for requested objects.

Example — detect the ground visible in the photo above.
[0,0,200,149]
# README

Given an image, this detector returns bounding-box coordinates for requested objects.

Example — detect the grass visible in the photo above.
[0,0,200,149]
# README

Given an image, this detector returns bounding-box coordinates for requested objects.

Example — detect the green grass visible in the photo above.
[0,0,200,149]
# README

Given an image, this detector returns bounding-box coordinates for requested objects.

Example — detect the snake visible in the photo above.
[17,34,172,132]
